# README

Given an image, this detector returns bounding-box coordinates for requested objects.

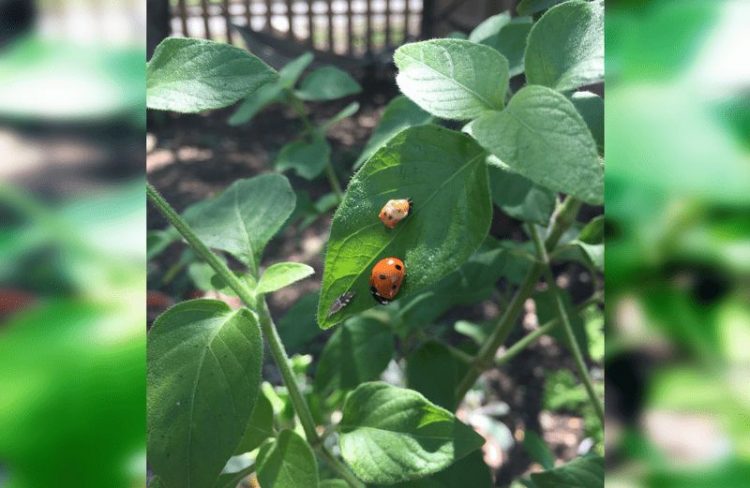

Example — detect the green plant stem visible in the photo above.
[286,91,344,202]
[146,183,364,488]
[528,224,605,424]
[495,292,602,367]
[455,196,582,401]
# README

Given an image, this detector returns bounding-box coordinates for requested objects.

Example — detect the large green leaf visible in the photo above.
[234,391,275,454]
[275,135,332,180]
[354,95,434,169]
[183,174,295,266]
[381,450,493,488]
[256,262,315,295]
[147,37,277,113]
[147,300,263,488]
[469,13,532,76]
[395,39,508,120]
[490,165,556,224]
[316,125,491,329]
[406,341,466,411]
[530,455,604,488]
[339,382,484,484]
[524,0,604,91]
[315,316,394,397]
[257,430,319,488]
[466,85,603,204]
[296,66,361,101]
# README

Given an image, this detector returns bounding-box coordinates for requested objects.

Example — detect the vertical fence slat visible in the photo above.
[265,0,273,31]
[307,0,315,48]
[178,0,189,36]
[327,0,334,51]
[346,0,353,54]
[421,0,434,39]
[404,0,411,40]
[224,0,234,43]
[201,0,212,38]
[365,0,372,54]
[246,0,253,29]
[384,0,391,48]
[286,0,295,39]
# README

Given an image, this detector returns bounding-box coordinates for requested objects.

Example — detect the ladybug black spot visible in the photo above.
[379,274,386,280]
[394,264,402,270]
[391,285,397,290]
[388,214,393,220]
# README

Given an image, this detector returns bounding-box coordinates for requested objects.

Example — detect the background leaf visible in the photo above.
[316,125,491,328]
[380,450,493,487]
[279,52,314,88]
[530,455,604,488]
[516,0,567,16]
[406,341,467,411]
[147,300,263,488]
[339,382,485,484]
[490,165,556,224]
[228,82,283,126]
[256,262,315,295]
[322,102,360,131]
[147,37,277,113]
[184,174,295,266]
[395,39,508,120]
[469,13,532,76]
[257,430,319,488]
[467,85,603,204]
[523,430,555,470]
[319,481,349,488]
[570,91,604,153]
[314,316,394,398]
[354,95,434,169]
[296,66,361,101]
[234,391,275,454]
[277,292,324,353]
[524,0,604,91]
[275,135,332,180]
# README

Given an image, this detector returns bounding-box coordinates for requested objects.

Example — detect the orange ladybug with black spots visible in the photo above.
[370,257,406,304]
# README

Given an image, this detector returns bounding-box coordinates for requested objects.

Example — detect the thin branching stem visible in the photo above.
[455,196,582,401]
[528,223,605,424]
[495,292,602,367]
[146,183,364,488]
[286,91,344,201]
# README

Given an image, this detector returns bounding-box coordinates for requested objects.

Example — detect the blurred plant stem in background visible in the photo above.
[606,1,750,486]
[0,0,146,487]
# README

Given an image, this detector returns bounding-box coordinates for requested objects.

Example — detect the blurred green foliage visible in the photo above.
[606,0,750,485]
[0,183,146,488]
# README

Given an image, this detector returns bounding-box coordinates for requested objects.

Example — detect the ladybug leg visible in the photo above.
[407,198,413,212]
